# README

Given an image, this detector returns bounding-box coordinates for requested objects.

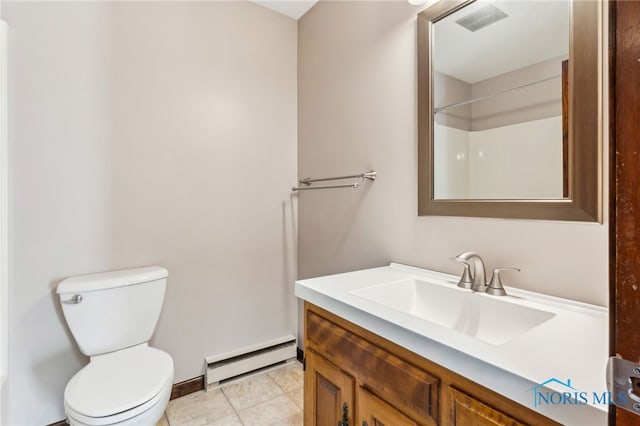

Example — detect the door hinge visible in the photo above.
[607,356,640,415]
[303,355,306,371]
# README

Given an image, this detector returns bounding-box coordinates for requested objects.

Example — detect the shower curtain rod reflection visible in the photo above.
[291,170,376,192]
[434,74,562,114]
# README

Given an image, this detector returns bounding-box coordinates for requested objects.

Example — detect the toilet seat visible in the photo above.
[65,377,172,426]
[64,344,174,425]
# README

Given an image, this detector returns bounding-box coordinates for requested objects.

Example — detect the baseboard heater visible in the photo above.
[204,335,297,390]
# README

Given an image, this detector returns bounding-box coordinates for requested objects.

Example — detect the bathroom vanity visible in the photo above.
[295,264,608,426]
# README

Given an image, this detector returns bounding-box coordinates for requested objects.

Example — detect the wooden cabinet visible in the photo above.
[305,306,439,425]
[449,387,527,426]
[304,349,354,426]
[303,302,559,426]
[358,386,419,426]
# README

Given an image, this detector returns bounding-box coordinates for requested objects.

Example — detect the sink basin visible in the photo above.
[350,278,555,345]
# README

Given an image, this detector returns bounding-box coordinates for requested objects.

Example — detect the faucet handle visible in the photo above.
[451,257,474,289]
[486,267,520,296]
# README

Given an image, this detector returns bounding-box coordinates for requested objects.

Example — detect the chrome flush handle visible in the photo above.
[62,294,83,304]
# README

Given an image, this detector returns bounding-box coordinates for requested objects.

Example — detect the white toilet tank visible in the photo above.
[57,266,168,356]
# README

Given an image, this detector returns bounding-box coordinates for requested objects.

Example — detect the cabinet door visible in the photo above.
[304,349,355,426]
[449,387,528,426]
[357,386,418,426]
[306,308,439,423]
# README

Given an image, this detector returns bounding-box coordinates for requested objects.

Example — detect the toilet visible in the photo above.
[57,266,174,426]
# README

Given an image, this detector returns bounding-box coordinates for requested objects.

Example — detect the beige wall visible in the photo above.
[298,0,607,316]
[470,57,564,131]
[437,57,563,132]
[434,71,471,130]
[3,2,297,424]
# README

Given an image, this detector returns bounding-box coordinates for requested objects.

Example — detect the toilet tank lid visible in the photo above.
[57,266,168,294]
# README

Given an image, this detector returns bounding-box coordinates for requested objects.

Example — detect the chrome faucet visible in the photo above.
[454,252,488,292]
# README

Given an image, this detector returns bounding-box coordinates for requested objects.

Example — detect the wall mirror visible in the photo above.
[417,0,602,222]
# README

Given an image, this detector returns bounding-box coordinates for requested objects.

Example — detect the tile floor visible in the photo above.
[158,361,304,426]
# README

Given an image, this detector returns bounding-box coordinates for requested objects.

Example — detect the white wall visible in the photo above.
[434,117,563,199]
[433,124,469,199]
[3,2,297,424]
[0,16,6,426]
[468,117,563,199]
[298,0,607,321]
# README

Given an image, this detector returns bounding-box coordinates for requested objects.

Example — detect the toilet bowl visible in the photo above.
[57,267,174,426]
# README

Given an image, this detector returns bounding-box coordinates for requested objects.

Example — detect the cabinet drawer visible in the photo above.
[307,310,439,425]
[449,387,528,426]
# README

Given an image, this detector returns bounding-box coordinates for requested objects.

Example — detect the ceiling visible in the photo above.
[434,0,569,83]
[251,0,319,20]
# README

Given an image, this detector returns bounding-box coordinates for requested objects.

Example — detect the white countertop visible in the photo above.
[295,263,609,426]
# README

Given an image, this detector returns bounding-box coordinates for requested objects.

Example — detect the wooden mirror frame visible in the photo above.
[417,0,602,222]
